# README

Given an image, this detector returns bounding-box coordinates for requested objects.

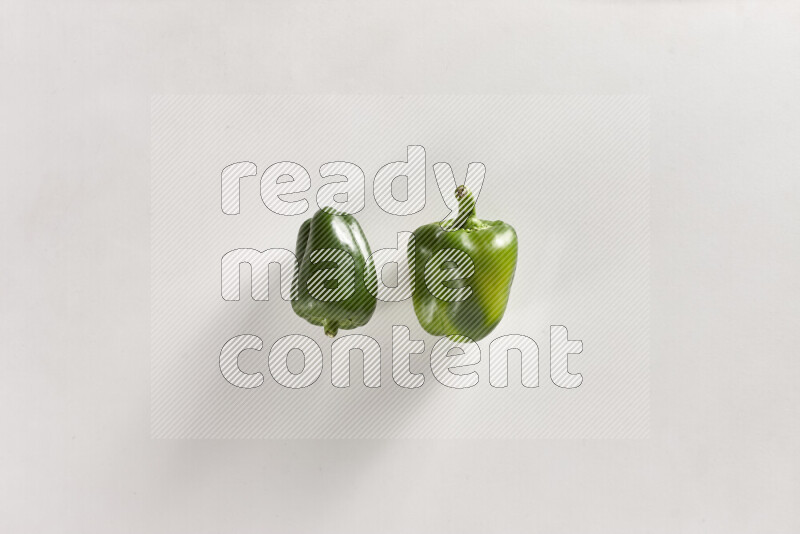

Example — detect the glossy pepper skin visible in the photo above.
[292,207,377,337]
[409,186,517,342]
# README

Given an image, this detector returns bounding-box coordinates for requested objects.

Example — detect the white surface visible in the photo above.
[150,95,650,439]
[1,1,799,532]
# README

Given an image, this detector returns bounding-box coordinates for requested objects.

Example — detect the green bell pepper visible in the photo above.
[292,207,377,337]
[409,186,517,342]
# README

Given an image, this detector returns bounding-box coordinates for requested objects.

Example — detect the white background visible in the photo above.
[2,1,798,532]
[150,95,650,439]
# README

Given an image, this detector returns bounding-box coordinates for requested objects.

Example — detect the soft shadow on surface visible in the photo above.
[150,289,449,526]
[154,286,443,440]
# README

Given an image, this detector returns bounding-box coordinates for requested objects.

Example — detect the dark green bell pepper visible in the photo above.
[409,186,517,342]
[292,207,377,337]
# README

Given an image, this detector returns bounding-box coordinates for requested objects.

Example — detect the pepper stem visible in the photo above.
[452,185,477,229]
[324,320,339,338]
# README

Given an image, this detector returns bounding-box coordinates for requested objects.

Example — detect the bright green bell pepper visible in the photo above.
[409,186,517,341]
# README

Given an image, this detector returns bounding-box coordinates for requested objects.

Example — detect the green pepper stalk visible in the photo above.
[446,185,484,231]
[409,186,518,342]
